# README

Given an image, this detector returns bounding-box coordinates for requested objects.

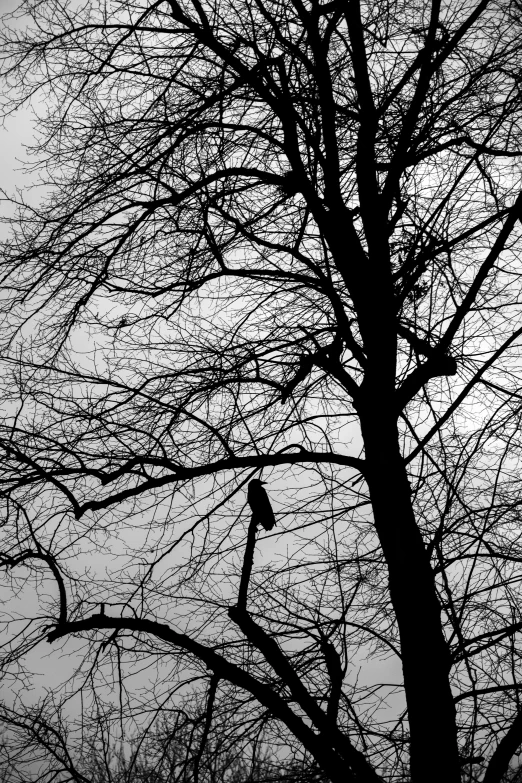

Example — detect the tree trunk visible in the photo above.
[360,406,461,783]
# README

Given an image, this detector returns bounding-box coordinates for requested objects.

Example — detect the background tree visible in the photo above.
[1,0,522,781]
[0,698,325,783]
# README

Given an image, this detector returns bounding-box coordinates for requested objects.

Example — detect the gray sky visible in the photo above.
[1,107,34,196]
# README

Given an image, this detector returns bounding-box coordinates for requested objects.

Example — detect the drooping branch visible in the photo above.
[46,614,354,783]
[1,549,67,625]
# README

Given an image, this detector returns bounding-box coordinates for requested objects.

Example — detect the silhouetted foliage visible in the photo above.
[1,1,522,782]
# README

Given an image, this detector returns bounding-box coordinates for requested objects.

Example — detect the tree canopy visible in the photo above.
[1,0,522,781]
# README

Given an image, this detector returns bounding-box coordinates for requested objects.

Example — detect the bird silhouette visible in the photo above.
[247,479,276,531]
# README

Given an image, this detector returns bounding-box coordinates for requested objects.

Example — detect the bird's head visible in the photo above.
[249,478,267,486]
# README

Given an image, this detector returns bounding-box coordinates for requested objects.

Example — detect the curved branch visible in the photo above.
[1,549,67,625]
[47,614,357,783]
[77,450,365,517]
[454,684,522,704]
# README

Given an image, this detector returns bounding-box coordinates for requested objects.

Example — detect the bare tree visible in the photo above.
[1,0,522,781]
[0,697,325,783]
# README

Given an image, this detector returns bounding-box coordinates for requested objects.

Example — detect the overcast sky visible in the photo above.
[1,107,34,203]
[1,0,36,228]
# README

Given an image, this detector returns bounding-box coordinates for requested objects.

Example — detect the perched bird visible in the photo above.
[247,479,276,531]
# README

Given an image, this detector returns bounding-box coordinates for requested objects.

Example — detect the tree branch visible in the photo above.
[1,549,67,625]
[483,709,522,783]
[227,607,381,782]
[77,450,365,517]
[47,614,355,783]
[236,516,258,611]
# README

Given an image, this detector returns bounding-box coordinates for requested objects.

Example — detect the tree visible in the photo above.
[1,0,522,780]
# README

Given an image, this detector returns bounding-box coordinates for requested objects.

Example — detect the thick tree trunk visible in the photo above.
[360,406,461,783]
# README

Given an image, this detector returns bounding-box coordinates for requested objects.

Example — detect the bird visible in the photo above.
[247,479,276,531]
